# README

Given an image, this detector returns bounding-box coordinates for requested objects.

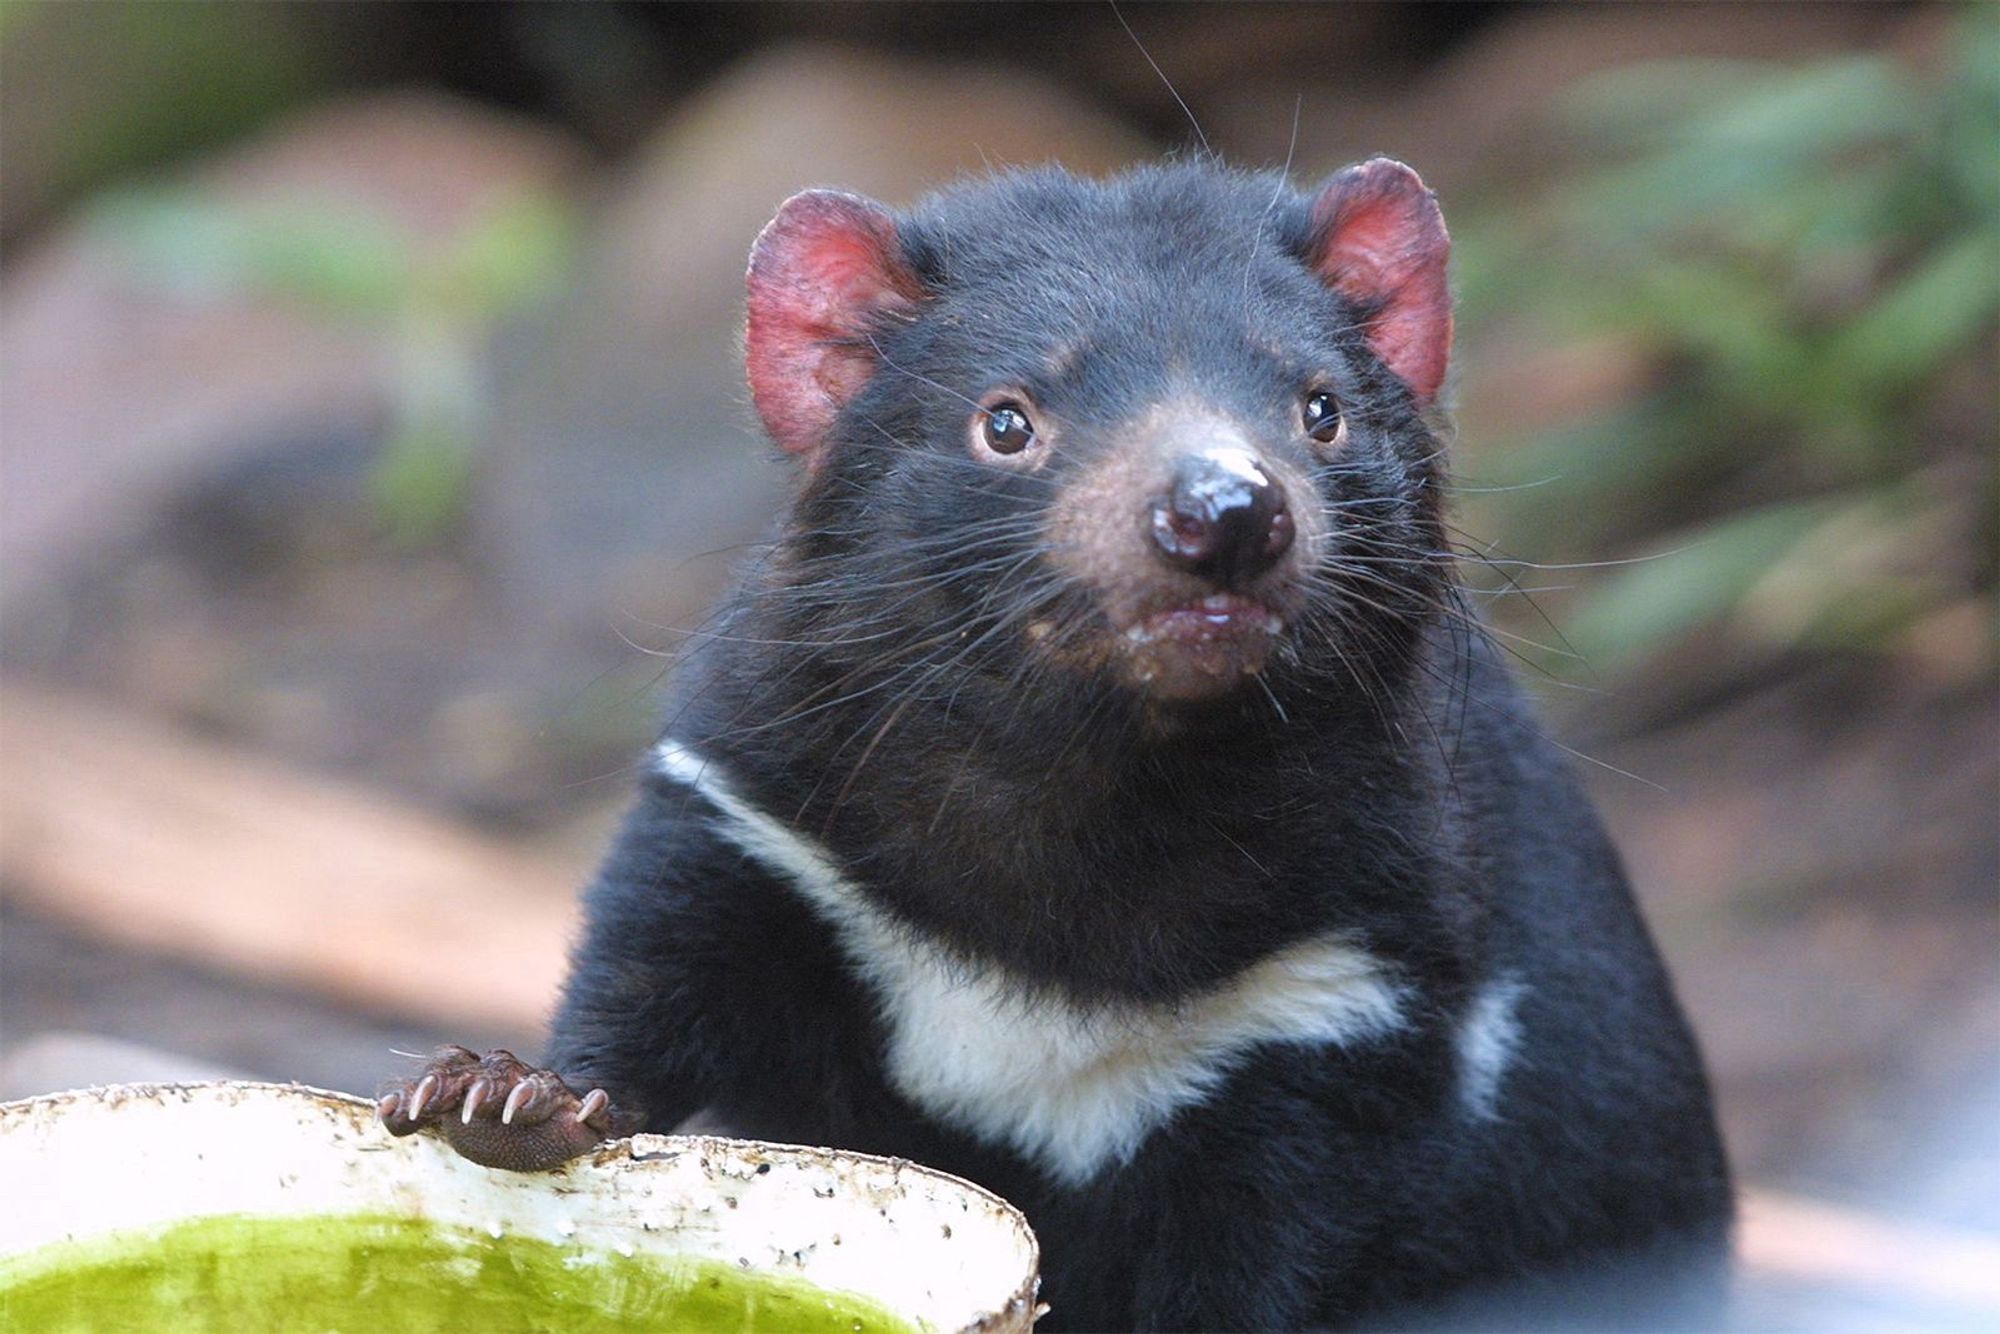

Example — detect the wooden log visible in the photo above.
[1738,1187,2000,1312]
[0,681,577,1033]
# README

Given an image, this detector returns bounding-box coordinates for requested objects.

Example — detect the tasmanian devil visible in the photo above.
[378,158,1733,1330]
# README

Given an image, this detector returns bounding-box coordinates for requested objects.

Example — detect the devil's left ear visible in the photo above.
[1306,157,1452,405]
[745,189,925,464]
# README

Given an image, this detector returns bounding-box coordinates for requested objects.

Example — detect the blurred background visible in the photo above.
[2,2,1993,1326]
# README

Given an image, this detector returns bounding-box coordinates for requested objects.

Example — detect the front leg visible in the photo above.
[380,764,877,1170]
[549,747,903,1148]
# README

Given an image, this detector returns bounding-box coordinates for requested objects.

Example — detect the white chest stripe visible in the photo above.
[655,740,1408,1185]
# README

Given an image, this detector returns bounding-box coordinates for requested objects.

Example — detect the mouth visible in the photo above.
[1116,593,1286,701]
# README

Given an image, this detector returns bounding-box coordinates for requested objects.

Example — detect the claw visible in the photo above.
[407,1072,440,1120]
[461,1078,491,1124]
[378,1048,616,1170]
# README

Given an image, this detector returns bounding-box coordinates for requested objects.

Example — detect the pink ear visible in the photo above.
[745,190,923,461]
[1306,158,1452,405]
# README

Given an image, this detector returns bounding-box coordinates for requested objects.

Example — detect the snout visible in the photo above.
[1149,448,1295,589]
[1041,410,1319,706]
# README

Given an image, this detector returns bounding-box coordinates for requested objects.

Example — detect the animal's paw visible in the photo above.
[377,1045,623,1172]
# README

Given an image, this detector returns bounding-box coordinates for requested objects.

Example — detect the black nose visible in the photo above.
[1149,450,1295,586]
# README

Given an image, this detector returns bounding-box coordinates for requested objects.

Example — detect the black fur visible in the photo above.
[547,164,1732,1330]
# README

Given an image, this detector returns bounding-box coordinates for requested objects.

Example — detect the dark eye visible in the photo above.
[982,402,1036,455]
[1304,391,1346,446]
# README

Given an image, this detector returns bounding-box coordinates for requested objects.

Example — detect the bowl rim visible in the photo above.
[1,1078,1044,1332]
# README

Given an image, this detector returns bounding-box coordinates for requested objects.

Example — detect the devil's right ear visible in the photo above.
[745,190,923,464]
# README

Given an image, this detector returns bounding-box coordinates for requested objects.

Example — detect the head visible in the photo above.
[742,160,1454,734]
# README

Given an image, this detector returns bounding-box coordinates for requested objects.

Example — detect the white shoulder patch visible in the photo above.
[1455,974,1525,1121]
[655,741,1408,1186]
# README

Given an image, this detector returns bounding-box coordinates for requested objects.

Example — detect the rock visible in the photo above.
[0,91,585,616]
[0,93,595,813]
[594,43,1152,333]
[0,234,382,616]
[474,43,1152,667]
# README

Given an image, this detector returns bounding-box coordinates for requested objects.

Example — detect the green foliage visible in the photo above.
[90,187,577,545]
[89,194,413,312]
[1457,14,1999,681]
[1,2,327,219]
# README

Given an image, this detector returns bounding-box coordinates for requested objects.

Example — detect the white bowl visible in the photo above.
[0,1081,1040,1331]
